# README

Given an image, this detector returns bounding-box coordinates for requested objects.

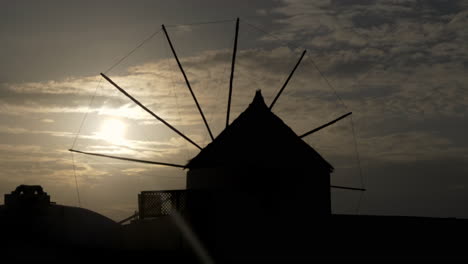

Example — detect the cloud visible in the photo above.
[6,76,102,95]
[0,101,91,115]
[267,0,467,68]
[359,131,468,162]
[0,144,42,153]
[1,9,467,220]
[3,41,467,159]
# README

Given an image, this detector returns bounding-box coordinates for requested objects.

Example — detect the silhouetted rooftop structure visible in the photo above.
[4,185,51,208]
[0,185,122,261]
[186,90,333,172]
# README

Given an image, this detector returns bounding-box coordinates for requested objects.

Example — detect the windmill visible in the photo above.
[69,18,365,258]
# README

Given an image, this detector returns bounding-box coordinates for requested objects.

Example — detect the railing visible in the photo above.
[117,211,139,225]
[138,190,186,220]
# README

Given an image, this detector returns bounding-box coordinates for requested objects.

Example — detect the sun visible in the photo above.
[99,119,127,144]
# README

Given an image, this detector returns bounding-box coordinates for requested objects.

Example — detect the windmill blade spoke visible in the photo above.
[269,50,307,110]
[331,185,366,191]
[162,24,214,141]
[100,73,202,150]
[69,149,185,168]
[226,17,240,128]
[299,112,352,138]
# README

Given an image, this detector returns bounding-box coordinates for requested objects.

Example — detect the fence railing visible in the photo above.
[138,190,186,220]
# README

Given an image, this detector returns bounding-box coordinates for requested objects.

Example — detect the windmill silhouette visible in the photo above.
[69,18,362,191]
[69,18,365,259]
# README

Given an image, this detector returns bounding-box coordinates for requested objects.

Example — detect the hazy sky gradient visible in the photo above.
[1,0,467,221]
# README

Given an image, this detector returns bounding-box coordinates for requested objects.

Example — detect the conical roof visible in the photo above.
[186,90,333,173]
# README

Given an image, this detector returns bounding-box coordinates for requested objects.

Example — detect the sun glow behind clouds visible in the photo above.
[99,119,127,145]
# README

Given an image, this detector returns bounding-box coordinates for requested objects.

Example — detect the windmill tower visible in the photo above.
[186,89,334,215]
[70,18,364,258]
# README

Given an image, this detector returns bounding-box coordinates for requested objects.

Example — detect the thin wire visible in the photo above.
[71,78,102,149]
[207,36,231,138]
[104,29,162,74]
[70,28,163,208]
[72,27,163,154]
[242,16,394,111]
[206,20,235,138]
[172,78,189,159]
[71,152,82,207]
[350,116,365,214]
[125,32,165,162]
[308,57,348,110]
[164,36,191,160]
[241,19,302,50]
[243,17,364,213]
[242,19,348,110]
[165,19,235,27]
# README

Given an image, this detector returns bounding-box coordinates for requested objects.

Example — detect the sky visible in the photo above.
[1,0,467,221]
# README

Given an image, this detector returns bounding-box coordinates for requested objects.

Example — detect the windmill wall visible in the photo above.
[185,166,330,258]
[186,167,330,215]
[182,91,333,258]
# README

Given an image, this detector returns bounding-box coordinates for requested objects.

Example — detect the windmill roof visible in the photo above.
[186,90,333,172]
